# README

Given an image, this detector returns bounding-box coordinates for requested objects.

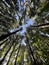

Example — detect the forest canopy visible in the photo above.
[0,0,49,65]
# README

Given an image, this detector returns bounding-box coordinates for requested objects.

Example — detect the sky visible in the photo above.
[6,0,49,46]
[8,0,35,46]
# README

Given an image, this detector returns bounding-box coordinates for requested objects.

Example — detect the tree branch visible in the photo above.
[0,27,22,41]
[0,23,49,41]
[30,23,49,29]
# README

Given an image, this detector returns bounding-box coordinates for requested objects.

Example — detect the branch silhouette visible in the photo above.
[0,23,49,41]
[0,27,22,41]
[30,23,49,28]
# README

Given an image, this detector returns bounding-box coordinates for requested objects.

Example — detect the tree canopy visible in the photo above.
[0,0,49,65]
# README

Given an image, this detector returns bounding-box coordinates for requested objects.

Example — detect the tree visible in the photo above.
[0,0,49,65]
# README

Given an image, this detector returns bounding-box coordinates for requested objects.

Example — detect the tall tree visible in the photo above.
[0,0,49,65]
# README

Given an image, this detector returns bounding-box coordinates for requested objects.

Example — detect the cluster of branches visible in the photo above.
[0,0,49,65]
[0,23,49,41]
